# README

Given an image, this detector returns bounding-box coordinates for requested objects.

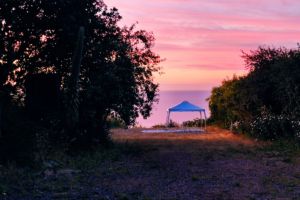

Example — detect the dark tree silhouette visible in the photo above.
[0,0,161,153]
[209,45,300,140]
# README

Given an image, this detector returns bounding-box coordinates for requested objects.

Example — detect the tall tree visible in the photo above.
[0,0,161,146]
[209,45,300,135]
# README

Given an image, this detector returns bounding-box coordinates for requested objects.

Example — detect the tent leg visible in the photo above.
[204,111,207,131]
[199,111,203,128]
[166,111,170,127]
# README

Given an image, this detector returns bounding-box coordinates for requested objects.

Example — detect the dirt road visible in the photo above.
[107,127,300,199]
[2,126,300,199]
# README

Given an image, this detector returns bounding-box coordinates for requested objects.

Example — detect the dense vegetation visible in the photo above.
[0,0,161,164]
[209,45,300,140]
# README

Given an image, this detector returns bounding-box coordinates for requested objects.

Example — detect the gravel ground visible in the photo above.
[2,126,300,200]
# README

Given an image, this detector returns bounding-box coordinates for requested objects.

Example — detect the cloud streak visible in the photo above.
[105,0,300,90]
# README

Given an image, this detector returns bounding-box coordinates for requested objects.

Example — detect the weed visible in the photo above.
[116,193,130,200]
[191,175,200,181]
[233,182,241,187]
[282,158,293,163]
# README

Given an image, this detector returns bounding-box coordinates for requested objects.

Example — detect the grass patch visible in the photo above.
[0,141,150,199]
[144,159,161,169]
[282,157,293,163]
[2,127,300,199]
[233,182,241,187]
[47,141,152,171]
[262,174,300,195]
[191,175,200,181]
[259,140,300,154]
[258,139,300,163]
[47,147,122,171]
[116,193,130,200]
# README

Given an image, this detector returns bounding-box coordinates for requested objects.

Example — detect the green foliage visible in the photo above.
[182,118,205,127]
[0,0,161,162]
[106,116,126,129]
[0,102,57,165]
[151,124,166,128]
[209,45,300,140]
[243,46,300,116]
[209,75,255,129]
[167,120,180,128]
[250,113,300,140]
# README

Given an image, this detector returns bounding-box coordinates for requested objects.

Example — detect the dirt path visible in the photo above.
[2,126,300,199]
[108,127,300,200]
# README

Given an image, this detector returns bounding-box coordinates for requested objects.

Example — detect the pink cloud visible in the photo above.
[105,0,300,90]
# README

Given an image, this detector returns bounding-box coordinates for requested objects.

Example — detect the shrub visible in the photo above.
[182,118,204,127]
[152,124,166,128]
[208,45,300,141]
[107,117,126,129]
[250,114,299,140]
[167,120,180,128]
[0,106,50,165]
[230,120,251,134]
[0,101,64,165]
[291,120,300,139]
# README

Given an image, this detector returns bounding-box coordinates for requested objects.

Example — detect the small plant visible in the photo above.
[167,120,180,128]
[191,175,200,181]
[182,118,203,127]
[230,120,251,134]
[250,114,300,140]
[107,116,126,129]
[116,193,130,200]
[234,182,241,187]
[152,124,166,128]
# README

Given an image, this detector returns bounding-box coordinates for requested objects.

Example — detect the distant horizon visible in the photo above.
[138,90,210,127]
[158,89,211,92]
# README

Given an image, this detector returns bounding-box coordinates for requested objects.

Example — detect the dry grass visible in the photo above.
[2,126,300,199]
[109,126,300,199]
[112,126,259,150]
[113,126,249,141]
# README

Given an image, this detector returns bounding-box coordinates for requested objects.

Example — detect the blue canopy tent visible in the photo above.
[166,101,207,130]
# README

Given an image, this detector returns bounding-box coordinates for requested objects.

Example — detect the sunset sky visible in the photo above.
[105,0,300,91]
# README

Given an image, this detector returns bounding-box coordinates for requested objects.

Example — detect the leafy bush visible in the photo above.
[209,76,255,129]
[182,118,205,127]
[0,105,53,165]
[291,120,300,139]
[249,113,300,140]
[167,120,180,128]
[152,124,166,128]
[229,120,252,134]
[0,0,162,163]
[107,116,126,129]
[209,45,300,141]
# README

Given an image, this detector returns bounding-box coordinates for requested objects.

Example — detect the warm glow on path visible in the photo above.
[112,126,258,148]
[105,0,300,90]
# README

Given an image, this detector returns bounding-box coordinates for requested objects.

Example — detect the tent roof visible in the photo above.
[168,101,205,112]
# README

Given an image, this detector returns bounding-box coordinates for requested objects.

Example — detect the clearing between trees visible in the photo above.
[110,127,300,199]
[2,126,300,199]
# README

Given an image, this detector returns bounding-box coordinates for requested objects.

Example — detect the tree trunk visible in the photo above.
[0,90,5,138]
[65,26,85,138]
[0,97,2,137]
[0,42,15,137]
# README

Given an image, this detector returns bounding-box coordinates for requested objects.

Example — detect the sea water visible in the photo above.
[137,90,211,127]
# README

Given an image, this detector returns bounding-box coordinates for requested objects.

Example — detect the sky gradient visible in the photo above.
[105,0,300,91]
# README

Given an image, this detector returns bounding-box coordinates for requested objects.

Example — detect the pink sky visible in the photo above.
[105,0,300,91]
